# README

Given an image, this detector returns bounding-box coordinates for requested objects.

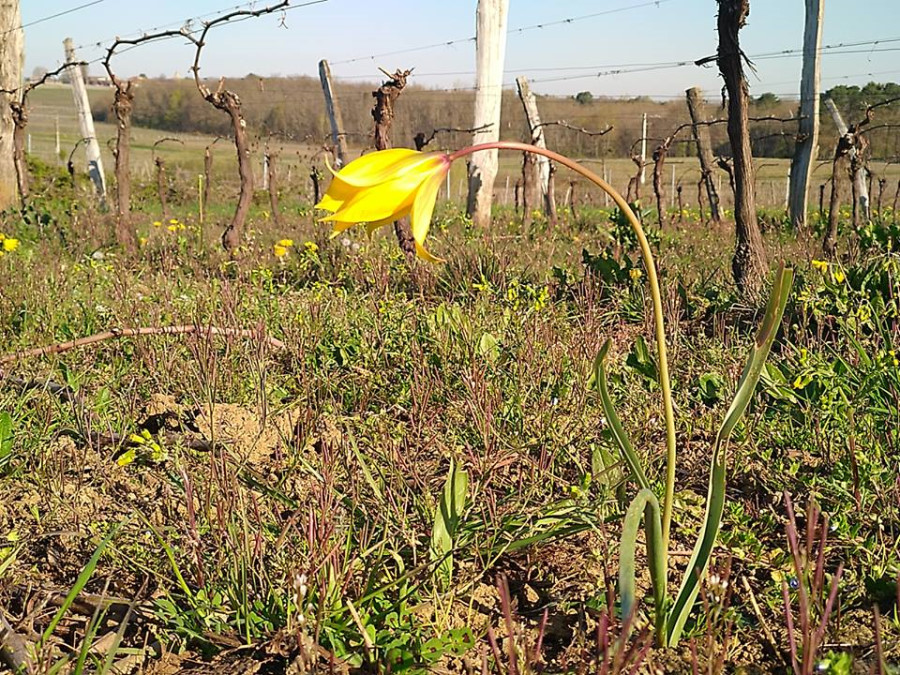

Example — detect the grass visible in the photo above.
[1,154,899,672]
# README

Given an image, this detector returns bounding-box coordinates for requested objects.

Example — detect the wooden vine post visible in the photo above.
[787,0,824,230]
[515,75,556,225]
[371,68,417,259]
[0,0,23,210]
[716,0,768,296]
[318,59,348,168]
[64,38,107,203]
[467,0,510,228]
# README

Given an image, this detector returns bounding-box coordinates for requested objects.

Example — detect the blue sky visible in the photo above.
[20,0,900,99]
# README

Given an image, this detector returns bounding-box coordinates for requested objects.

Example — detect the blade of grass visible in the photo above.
[591,340,650,491]
[39,522,123,650]
[349,434,386,505]
[666,266,793,646]
[431,459,468,588]
[73,580,111,674]
[98,595,139,675]
[619,488,667,643]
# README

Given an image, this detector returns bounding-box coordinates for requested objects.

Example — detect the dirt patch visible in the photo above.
[138,395,309,465]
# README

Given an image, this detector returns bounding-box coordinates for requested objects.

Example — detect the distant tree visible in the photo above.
[754,92,780,106]
[30,66,48,82]
[575,91,593,105]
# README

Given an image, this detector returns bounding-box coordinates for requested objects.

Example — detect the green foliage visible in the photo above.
[431,459,469,589]
[5,179,900,671]
[598,266,794,646]
[625,335,659,390]
[575,91,594,104]
[0,412,12,473]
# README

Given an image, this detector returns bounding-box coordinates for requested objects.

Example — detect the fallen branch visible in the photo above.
[0,325,285,366]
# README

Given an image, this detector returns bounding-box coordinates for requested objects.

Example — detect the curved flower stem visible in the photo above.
[451,141,678,551]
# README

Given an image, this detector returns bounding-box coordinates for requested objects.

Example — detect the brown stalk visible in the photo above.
[0,325,285,365]
[716,0,768,296]
[371,67,417,260]
[0,63,77,207]
[103,30,191,251]
[189,1,292,252]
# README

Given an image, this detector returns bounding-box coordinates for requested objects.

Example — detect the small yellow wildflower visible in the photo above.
[273,244,289,258]
[629,268,643,281]
[167,224,178,232]
[832,269,845,283]
[277,238,295,248]
[811,260,828,272]
[304,241,318,254]
[3,238,19,252]
[793,373,812,389]
[169,218,179,224]
[153,220,162,227]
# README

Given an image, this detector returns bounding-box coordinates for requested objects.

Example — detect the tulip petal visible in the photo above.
[320,168,428,224]
[315,175,357,212]
[327,206,412,239]
[415,240,444,263]
[330,149,437,187]
[327,220,361,237]
[365,211,409,235]
[409,169,446,262]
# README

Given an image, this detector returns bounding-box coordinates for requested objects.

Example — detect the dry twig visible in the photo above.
[0,325,285,365]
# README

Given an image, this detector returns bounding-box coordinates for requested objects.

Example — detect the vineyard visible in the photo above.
[1,1,900,674]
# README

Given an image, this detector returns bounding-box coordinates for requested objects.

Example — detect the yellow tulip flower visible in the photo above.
[315,148,451,262]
